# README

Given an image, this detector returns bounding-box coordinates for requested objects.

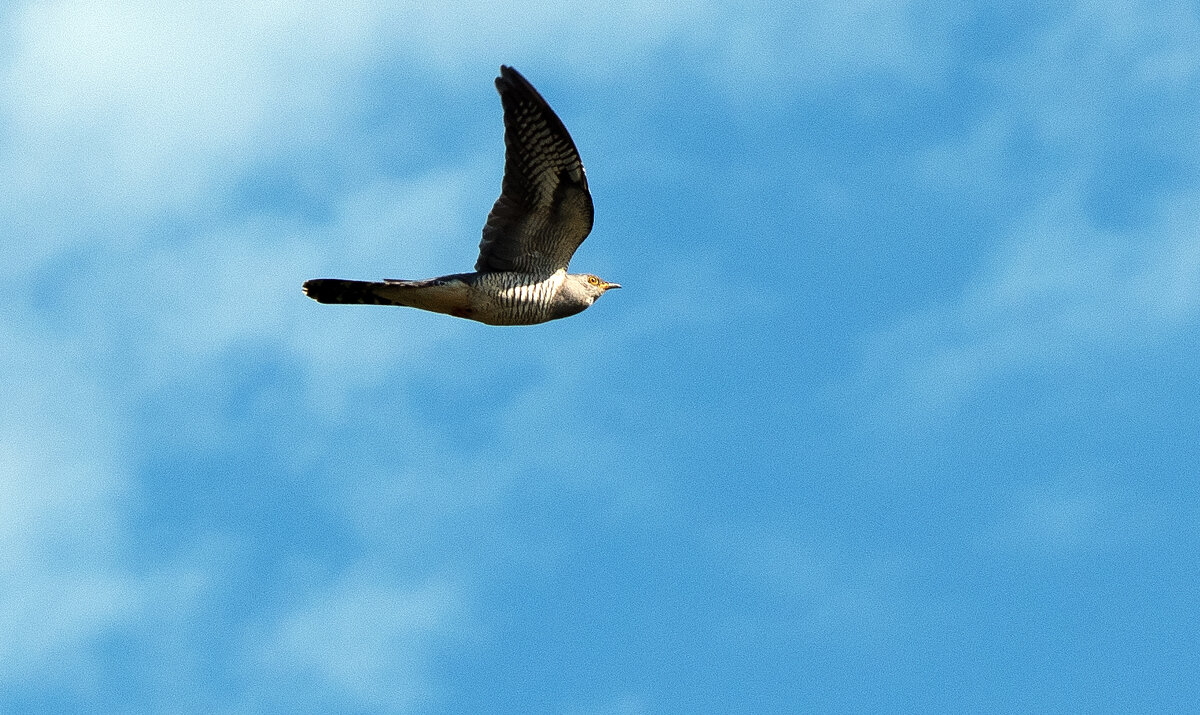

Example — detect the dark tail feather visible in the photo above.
[304,276,471,316]
[303,279,401,306]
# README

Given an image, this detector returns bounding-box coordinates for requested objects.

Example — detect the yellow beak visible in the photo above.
[601,281,621,291]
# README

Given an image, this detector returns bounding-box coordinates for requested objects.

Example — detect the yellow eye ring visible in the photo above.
[588,275,599,285]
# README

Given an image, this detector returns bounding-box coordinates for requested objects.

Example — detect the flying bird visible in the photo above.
[303,65,620,325]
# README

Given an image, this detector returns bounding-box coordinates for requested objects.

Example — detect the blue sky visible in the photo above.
[3,0,1199,711]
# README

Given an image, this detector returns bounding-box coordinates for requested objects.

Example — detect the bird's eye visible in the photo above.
[588,275,599,285]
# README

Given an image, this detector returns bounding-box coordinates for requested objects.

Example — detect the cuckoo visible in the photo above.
[303,66,620,325]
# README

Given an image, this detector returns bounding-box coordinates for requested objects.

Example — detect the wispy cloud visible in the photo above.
[0,322,143,684]
[0,1,397,278]
[710,522,907,644]
[704,0,954,104]
[856,190,1200,424]
[851,0,1200,424]
[248,569,465,711]
[986,480,1113,558]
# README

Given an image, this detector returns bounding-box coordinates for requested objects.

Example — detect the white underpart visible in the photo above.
[494,268,566,320]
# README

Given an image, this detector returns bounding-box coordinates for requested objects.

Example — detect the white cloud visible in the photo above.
[705,0,952,104]
[855,189,1200,424]
[990,483,1110,558]
[854,1,1200,423]
[711,524,905,642]
[249,569,465,712]
[101,160,494,423]
[566,694,650,715]
[0,0,398,276]
[0,5,490,687]
[0,322,145,685]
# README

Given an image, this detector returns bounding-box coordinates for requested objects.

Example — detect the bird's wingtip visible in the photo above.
[498,65,527,84]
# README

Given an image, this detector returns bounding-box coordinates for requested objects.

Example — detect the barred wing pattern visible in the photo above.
[475,66,594,275]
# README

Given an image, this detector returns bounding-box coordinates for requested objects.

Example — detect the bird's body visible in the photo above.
[304,269,601,326]
[303,66,619,325]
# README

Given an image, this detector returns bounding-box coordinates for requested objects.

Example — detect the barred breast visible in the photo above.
[468,270,567,325]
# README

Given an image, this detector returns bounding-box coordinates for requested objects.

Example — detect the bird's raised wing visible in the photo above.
[475,66,594,275]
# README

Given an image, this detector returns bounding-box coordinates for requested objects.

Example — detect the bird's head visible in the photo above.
[577,273,621,301]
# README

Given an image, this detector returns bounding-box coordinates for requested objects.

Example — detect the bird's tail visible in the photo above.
[302,279,415,306]
[302,277,472,315]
